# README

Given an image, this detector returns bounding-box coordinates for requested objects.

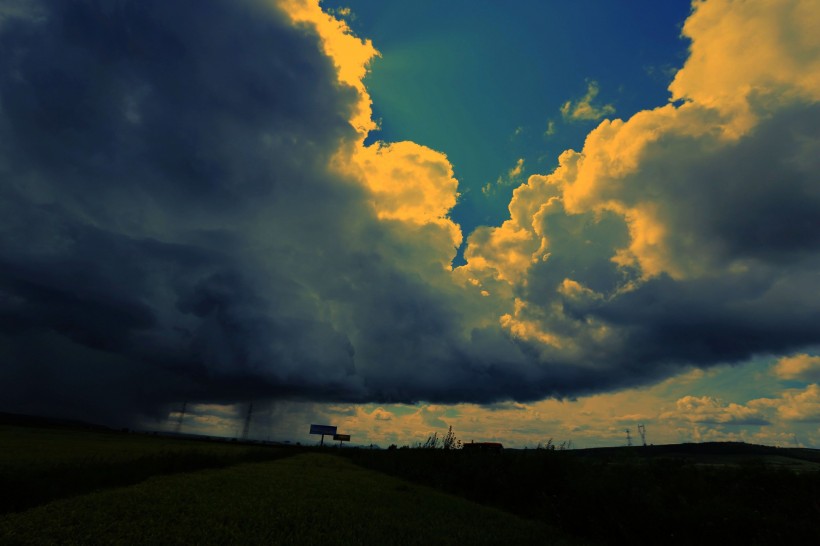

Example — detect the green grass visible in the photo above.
[0,425,292,514]
[0,454,575,546]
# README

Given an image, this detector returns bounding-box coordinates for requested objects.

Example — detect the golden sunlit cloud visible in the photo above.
[665,395,769,425]
[774,354,820,382]
[766,384,820,422]
[351,141,462,250]
[277,0,378,135]
[670,0,820,134]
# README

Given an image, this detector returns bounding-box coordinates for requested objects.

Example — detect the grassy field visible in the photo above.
[0,452,573,545]
[0,423,577,545]
[0,424,292,514]
[4,421,820,545]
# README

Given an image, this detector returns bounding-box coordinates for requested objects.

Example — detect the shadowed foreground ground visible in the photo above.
[0,453,577,545]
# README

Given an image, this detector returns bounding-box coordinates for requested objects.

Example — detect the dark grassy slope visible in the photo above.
[0,454,577,546]
[574,441,820,464]
[0,422,295,515]
[343,445,820,545]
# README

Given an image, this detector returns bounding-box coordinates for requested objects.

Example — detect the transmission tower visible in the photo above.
[625,428,632,447]
[637,424,647,447]
[174,401,187,434]
[241,402,254,440]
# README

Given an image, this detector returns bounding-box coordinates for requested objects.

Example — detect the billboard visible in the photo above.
[333,434,350,441]
[309,424,337,435]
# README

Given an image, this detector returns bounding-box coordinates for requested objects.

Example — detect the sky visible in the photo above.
[1,0,819,449]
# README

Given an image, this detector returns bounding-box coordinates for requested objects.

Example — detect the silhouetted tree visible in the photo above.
[442,425,461,450]
[420,432,439,449]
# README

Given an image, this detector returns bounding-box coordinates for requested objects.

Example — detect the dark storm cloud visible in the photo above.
[0,0,370,423]
[582,265,820,388]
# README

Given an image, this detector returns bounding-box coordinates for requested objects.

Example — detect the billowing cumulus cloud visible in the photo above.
[669,0,820,131]
[462,0,820,393]
[349,141,461,246]
[2,0,820,429]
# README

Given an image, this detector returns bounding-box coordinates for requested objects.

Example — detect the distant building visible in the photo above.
[462,441,503,452]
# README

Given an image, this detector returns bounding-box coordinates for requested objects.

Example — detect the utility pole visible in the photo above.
[625,428,632,447]
[242,403,254,440]
[638,424,647,447]
[175,401,187,434]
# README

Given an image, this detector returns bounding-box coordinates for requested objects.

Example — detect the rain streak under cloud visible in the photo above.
[1,0,819,446]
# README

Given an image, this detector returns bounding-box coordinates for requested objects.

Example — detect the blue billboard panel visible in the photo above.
[309,424,337,435]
